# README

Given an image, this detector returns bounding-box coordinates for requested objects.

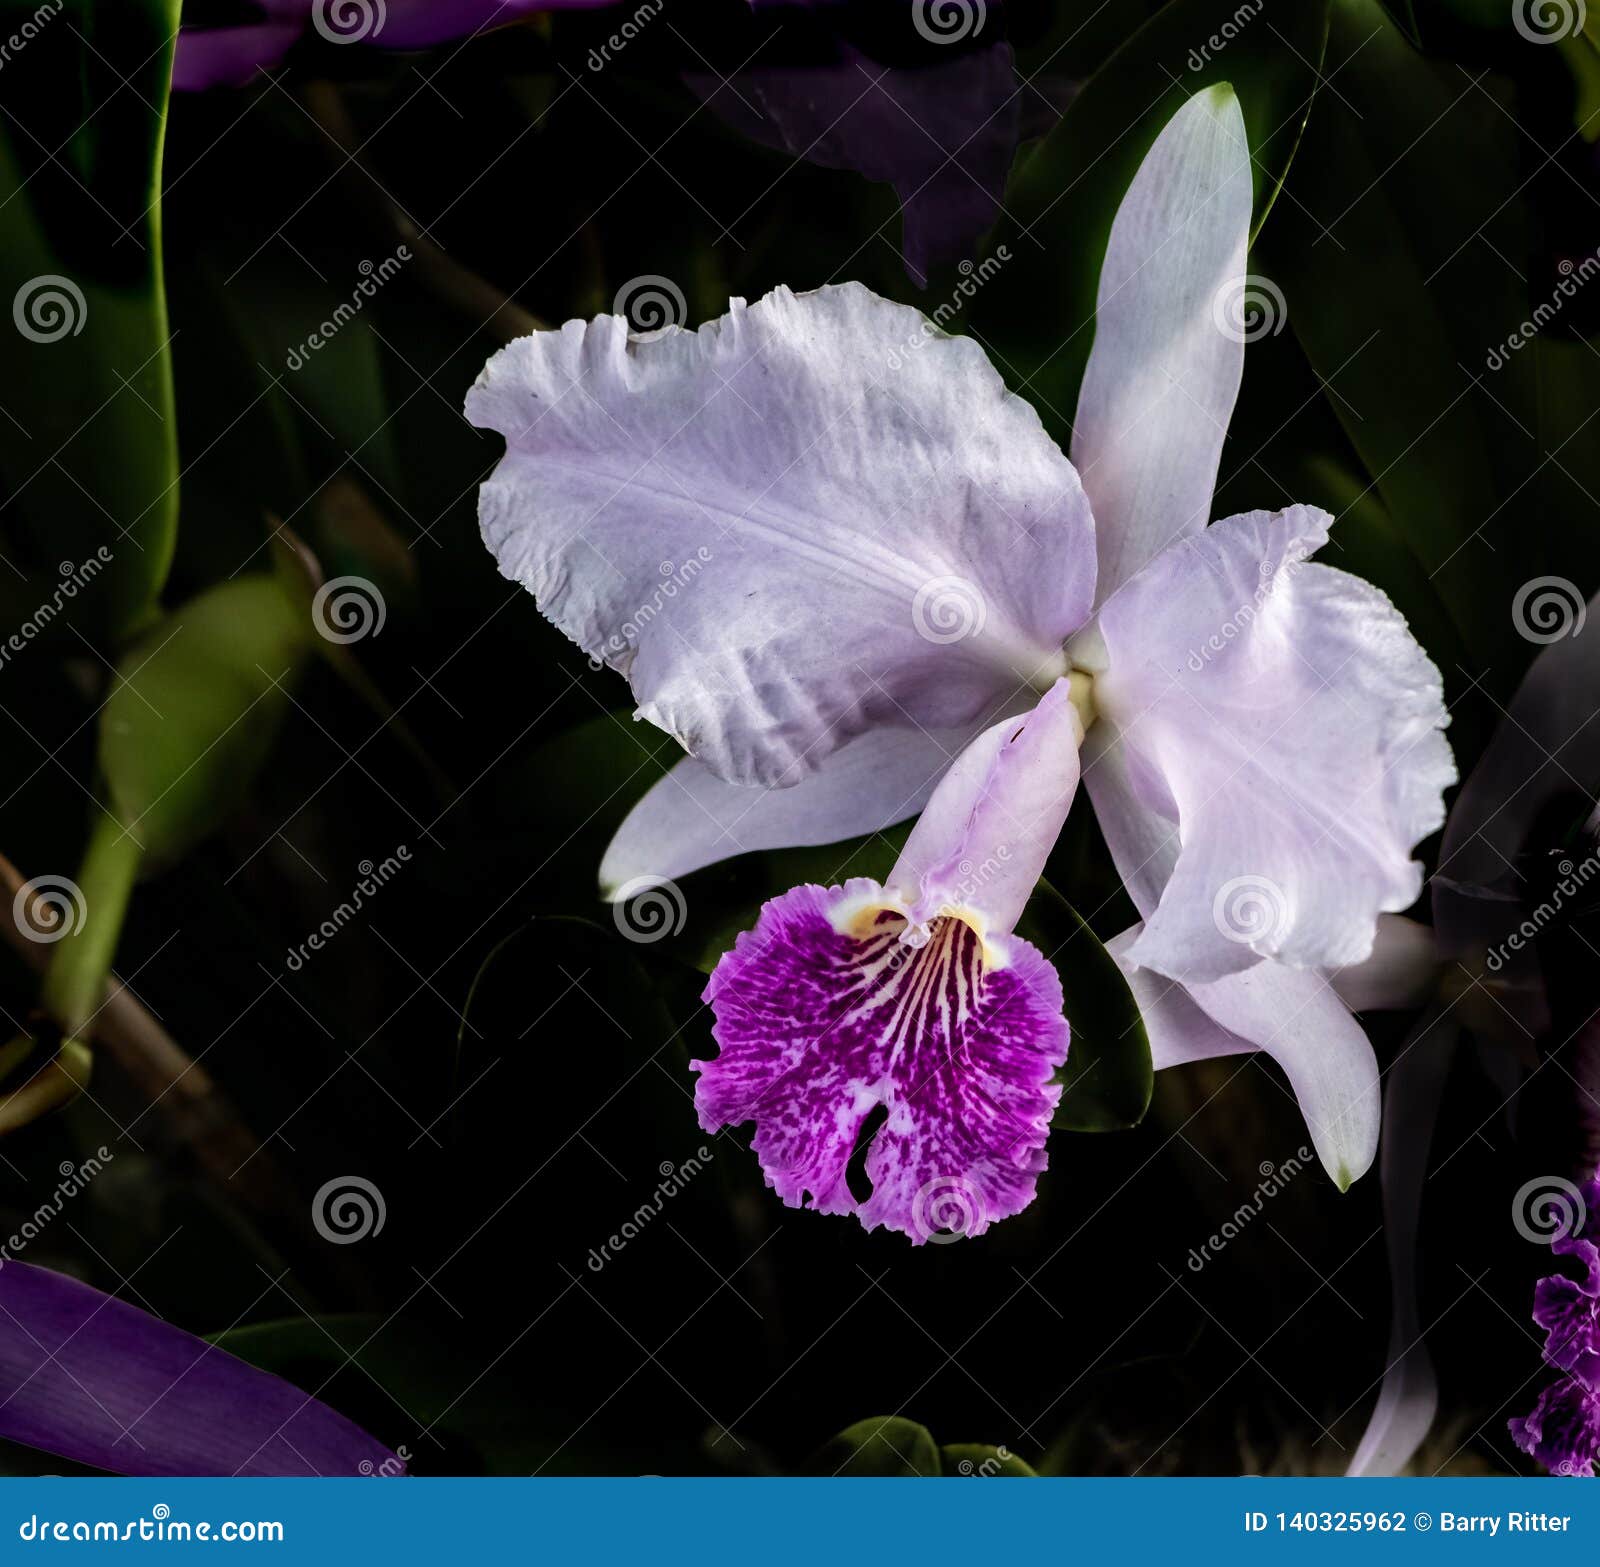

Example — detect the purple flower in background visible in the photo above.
[1510,1176,1600,1476]
[173,0,611,90]
[0,1260,400,1476]
[693,17,1026,286]
[466,87,1455,1237]
[1510,1377,1600,1478]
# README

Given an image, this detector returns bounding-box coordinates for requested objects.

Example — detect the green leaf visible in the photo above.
[1016,884,1153,1132]
[210,1314,553,1474]
[0,0,181,639]
[816,1417,942,1477]
[1254,0,1533,676]
[939,1443,1039,1478]
[98,573,314,867]
[975,0,1332,442]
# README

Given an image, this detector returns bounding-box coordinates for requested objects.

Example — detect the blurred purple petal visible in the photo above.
[0,1261,400,1477]
[172,23,301,90]
[692,32,1020,284]
[172,0,611,90]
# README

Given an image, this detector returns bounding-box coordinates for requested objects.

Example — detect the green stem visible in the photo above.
[0,1041,93,1135]
[39,810,143,1040]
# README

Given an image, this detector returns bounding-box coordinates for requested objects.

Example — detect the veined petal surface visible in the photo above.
[698,879,1068,1242]
[1093,505,1455,984]
[468,283,1096,786]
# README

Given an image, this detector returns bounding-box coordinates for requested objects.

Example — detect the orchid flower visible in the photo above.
[0,1260,402,1476]
[466,86,1455,1239]
[173,0,610,91]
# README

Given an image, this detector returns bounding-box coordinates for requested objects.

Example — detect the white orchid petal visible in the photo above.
[890,680,1084,937]
[599,723,984,897]
[469,283,1096,788]
[1072,84,1252,605]
[1110,925,1381,1187]
[1094,505,1455,985]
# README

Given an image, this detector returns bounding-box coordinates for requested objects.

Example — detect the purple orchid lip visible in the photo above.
[697,879,1068,1244]
[0,1261,402,1476]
